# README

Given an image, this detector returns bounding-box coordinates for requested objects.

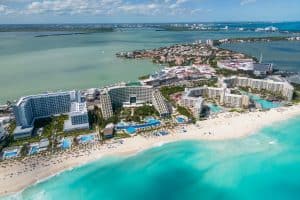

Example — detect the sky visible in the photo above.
[0,0,299,24]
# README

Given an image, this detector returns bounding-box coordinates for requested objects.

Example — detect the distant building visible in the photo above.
[217,59,254,71]
[13,91,89,139]
[253,63,273,77]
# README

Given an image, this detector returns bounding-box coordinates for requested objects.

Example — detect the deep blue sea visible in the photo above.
[3,116,300,200]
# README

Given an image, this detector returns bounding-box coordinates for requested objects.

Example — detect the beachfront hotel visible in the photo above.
[181,86,250,118]
[13,91,89,139]
[99,83,171,118]
[181,89,204,119]
[222,76,294,101]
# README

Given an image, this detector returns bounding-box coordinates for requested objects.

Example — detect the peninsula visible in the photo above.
[1,38,300,197]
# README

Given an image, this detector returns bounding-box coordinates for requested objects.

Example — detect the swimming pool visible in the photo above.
[251,95,281,109]
[80,135,95,143]
[116,119,161,133]
[208,104,222,113]
[176,117,186,124]
[4,151,18,158]
[126,127,137,134]
[29,146,39,155]
[62,138,72,149]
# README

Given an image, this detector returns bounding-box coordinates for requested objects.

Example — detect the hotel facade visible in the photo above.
[222,76,294,101]
[181,86,250,118]
[99,83,171,118]
[13,91,89,139]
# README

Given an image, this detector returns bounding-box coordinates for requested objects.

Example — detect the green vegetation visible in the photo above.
[121,105,159,123]
[229,108,246,113]
[216,68,241,77]
[126,82,142,86]
[292,83,300,103]
[0,134,13,151]
[209,58,218,68]
[114,132,131,139]
[7,121,16,134]
[89,106,120,129]
[176,105,196,123]
[192,79,218,87]
[139,74,150,80]
[160,86,185,101]
[135,105,159,118]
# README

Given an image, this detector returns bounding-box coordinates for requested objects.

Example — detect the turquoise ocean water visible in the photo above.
[3,116,300,200]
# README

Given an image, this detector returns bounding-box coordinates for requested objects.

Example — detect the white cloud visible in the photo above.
[240,0,256,6]
[0,0,207,17]
[0,4,15,15]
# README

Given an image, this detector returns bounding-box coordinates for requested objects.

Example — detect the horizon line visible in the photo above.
[0,20,300,25]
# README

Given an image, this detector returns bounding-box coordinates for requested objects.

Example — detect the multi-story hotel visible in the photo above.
[99,93,114,120]
[152,90,172,118]
[99,83,171,118]
[222,76,294,101]
[181,88,204,119]
[13,91,89,139]
[222,93,250,108]
[181,86,250,118]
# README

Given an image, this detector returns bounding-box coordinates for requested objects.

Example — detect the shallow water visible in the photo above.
[3,116,300,200]
[0,29,296,103]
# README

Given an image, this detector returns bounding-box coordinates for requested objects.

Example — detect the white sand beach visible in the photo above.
[1,105,300,196]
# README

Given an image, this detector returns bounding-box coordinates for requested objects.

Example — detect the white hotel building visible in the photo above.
[181,86,249,119]
[222,76,294,101]
[13,91,89,139]
[99,83,171,119]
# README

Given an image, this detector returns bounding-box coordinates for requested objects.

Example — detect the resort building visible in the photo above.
[181,88,205,119]
[253,63,273,77]
[99,83,171,118]
[108,83,153,107]
[217,59,254,71]
[223,93,250,108]
[152,90,171,118]
[181,86,250,118]
[222,76,294,101]
[99,93,114,120]
[142,65,216,87]
[63,101,89,132]
[13,91,90,139]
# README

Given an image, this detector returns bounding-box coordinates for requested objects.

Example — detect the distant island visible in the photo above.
[0,24,114,34]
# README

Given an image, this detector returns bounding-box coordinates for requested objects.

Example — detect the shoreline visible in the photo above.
[1,105,300,197]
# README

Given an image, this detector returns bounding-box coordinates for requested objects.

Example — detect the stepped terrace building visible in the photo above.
[222,76,294,101]
[13,91,89,139]
[99,83,171,118]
